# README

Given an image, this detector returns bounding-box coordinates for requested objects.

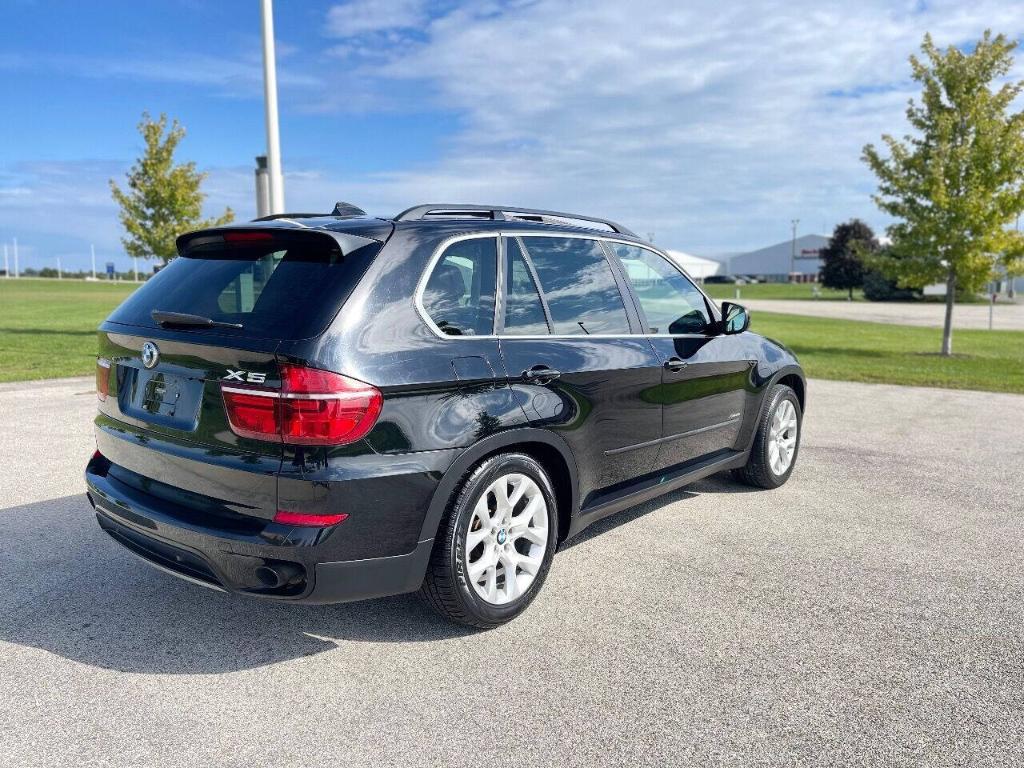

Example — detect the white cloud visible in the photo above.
[318,0,1024,252]
[326,0,430,38]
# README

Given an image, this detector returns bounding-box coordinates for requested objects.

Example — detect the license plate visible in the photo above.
[142,373,185,416]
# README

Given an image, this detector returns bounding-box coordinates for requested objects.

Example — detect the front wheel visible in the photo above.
[420,453,558,628]
[733,384,802,489]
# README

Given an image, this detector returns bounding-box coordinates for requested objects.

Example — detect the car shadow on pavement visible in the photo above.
[0,495,478,675]
[1,476,764,674]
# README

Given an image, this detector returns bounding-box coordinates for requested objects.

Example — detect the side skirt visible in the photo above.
[565,448,748,540]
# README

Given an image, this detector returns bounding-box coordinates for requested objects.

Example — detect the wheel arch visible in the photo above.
[776,370,805,411]
[416,428,580,546]
[741,364,806,453]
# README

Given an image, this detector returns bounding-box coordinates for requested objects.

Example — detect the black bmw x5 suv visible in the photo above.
[85,203,805,627]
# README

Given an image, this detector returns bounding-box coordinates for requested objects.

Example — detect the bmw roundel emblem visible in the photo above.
[141,341,160,369]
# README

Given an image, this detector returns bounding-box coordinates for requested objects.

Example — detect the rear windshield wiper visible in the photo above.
[151,310,243,330]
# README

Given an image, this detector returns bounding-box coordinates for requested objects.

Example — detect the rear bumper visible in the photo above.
[85,454,435,604]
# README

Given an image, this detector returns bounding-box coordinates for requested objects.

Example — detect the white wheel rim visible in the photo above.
[768,399,798,476]
[465,473,548,605]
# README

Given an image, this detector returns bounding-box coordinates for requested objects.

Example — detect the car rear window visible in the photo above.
[106,231,381,340]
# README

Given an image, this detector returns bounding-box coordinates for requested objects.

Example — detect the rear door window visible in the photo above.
[106,231,381,340]
[421,237,497,336]
[518,236,630,335]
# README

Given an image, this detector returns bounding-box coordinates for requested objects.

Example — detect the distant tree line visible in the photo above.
[819,219,921,302]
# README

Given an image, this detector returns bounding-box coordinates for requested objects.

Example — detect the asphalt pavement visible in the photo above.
[1,377,1022,767]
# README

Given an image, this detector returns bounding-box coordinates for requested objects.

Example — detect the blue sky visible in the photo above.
[1,0,1021,271]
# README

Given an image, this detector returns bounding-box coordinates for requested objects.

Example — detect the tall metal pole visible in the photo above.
[91,244,97,280]
[790,219,799,282]
[3,243,8,278]
[261,0,285,214]
[12,237,18,278]
[57,257,62,280]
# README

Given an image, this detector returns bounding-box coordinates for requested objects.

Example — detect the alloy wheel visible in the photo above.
[465,473,549,605]
[768,399,798,476]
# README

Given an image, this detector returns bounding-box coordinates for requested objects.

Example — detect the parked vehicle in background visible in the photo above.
[86,203,805,627]
[705,274,742,284]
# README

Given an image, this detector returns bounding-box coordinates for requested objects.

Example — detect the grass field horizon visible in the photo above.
[1,279,1021,393]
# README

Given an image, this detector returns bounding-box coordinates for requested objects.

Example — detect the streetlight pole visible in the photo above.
[91,244,97,280]
[12,237,18,278]
[790,219,799,283]
[260,0,285,214]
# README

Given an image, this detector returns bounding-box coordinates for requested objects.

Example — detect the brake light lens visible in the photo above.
[221,364,382,446]
[223,231,275,244]
[96,358,111,401]
[273,510,349,527]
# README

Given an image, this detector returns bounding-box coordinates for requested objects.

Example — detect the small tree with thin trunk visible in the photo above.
[110,113,234,264]
[820,219,877,300]
[862,31,1024,355]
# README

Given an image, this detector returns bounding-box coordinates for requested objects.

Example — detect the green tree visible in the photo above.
[110,113,233,264]
[820,219,877,300]
[862,31,1024,355]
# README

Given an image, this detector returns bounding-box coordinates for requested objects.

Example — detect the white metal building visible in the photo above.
[663,249,721,281]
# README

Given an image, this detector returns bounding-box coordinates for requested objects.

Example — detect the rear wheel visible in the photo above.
[733,384,802,489]
[420,453,558,628]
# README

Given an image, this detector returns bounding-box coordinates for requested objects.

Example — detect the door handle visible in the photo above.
[522,365,561,383]
[664,357,687,371]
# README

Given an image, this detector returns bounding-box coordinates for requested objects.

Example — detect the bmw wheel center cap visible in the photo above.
[496,528,507,545]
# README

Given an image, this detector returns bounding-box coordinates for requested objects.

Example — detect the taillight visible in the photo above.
[274,510,349,527]
[96,358,111,401]
[221,364,382,446]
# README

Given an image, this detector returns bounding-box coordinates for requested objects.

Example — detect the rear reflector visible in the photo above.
[96,358,111,401]
[221,364,383,446]
[274,510,349,527]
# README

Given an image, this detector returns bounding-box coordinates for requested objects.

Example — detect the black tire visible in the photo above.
[732,384,802,489]
[419,453,559,628]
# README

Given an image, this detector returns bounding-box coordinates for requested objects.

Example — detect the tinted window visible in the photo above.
[612,245,712,334]
[106,232,380,340]
[502,238,549,335]
[519,237,629,335]
[422,238,497,336]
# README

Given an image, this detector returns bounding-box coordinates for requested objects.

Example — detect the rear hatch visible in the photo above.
[94,227,383,520]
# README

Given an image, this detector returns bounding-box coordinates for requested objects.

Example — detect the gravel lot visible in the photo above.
[739,298,1024,330]
[1,377,1022,767]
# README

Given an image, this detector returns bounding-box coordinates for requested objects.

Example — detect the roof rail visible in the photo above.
[393,204,637,237]
[252,202,367,222]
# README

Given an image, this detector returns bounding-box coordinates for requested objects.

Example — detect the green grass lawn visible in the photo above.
[751,311,1024,394]
[0,278,1021,394]
[0,279,137,382]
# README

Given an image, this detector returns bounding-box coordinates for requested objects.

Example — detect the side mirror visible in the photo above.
[720,302,750,334]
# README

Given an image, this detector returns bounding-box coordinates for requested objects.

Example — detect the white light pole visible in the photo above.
[261,0,285,214]
[12,237,18,278]
[3,243,8,278]
[57,257,62,280]
[133,257,139,282]
[91,244,97,280]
